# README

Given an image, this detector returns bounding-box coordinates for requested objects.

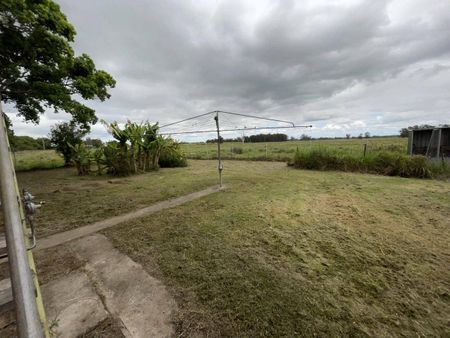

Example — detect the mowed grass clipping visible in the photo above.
[104,161,450,337]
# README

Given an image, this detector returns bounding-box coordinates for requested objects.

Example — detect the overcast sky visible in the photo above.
[6,0,450,140]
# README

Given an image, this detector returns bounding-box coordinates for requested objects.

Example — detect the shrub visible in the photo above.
[159,149,188,168]
[400,155,432,178]
[231,147,244,154]
[50,122,88,165]
[103,142,131,176]
[428,159,450,178]
[69,143,92,175]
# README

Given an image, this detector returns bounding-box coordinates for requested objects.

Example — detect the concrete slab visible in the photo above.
[70,234,176,338]
[41,271,108,338]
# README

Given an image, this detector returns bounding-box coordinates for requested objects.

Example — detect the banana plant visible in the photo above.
[137,122,158,171]
[100,119,183,175]
[69,143,92,175]
[124,121,146,173]
[93,146,105,175]
[101,120,132,174]
[150,135,176,169]
[101,120,129,147]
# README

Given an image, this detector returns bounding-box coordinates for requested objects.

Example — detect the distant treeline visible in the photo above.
[204,132,402,144]
[10,135,52,151]
[206,133,289,143]
[9,135,103,151]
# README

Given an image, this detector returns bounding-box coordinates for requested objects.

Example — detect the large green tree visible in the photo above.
[50,121,87,165]
[0,0,115,129]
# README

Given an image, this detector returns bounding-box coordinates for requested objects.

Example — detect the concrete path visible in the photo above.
[2,186,223,336]
[70,234,177,338]
[38,234,177,337]
[37,185,222,251]
[42,272,108,338]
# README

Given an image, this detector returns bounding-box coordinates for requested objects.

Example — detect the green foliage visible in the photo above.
[101,120,128,146]
[150,135,175,170]
[291,148,449,178]
[92,146,105,175]
[8,135,52,151]
[102,141,130,176]
[37,137,52,149]
[399,128,409,138]
[0,0,115,128]
[2,113,51,150]
[300,133,312,140]
[69,143,91,175]
[49,122,88,165]
[101,121,132,175]
[11,135,39,150]
[159,145,188,168]
[85,137,103,148]
[101,120,185,175]
[3,112,14,141]
[231,147,244,154]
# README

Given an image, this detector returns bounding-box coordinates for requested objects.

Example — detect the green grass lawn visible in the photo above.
[16,163,218,237]
[181,137,407,161]
[98,160,448,337]
[9,160,450,336]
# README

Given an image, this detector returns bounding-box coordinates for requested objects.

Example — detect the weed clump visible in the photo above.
[231,147,244,154]
[159,149,188,168]
[291,148,449,179]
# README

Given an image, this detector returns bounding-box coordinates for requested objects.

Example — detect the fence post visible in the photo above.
[363,143,367,157]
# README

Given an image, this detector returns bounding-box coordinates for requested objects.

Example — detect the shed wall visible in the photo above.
[441,128,450,157]
[412,130,432,155]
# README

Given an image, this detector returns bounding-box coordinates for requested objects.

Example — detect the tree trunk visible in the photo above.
[130,143,136,174]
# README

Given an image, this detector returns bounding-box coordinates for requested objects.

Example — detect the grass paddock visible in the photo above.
[13,150,64,171]
[181,137,407,162]
[8,160,450,336]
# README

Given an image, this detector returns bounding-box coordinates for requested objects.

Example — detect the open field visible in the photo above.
[13,149,64,171]
[7,137,410,173]
[10,160,450,337]
[181,137,408,161]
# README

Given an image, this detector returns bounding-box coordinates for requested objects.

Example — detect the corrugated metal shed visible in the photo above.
[407,127,450,158]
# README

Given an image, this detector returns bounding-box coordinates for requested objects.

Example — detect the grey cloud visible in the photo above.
[8,0,450,139]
